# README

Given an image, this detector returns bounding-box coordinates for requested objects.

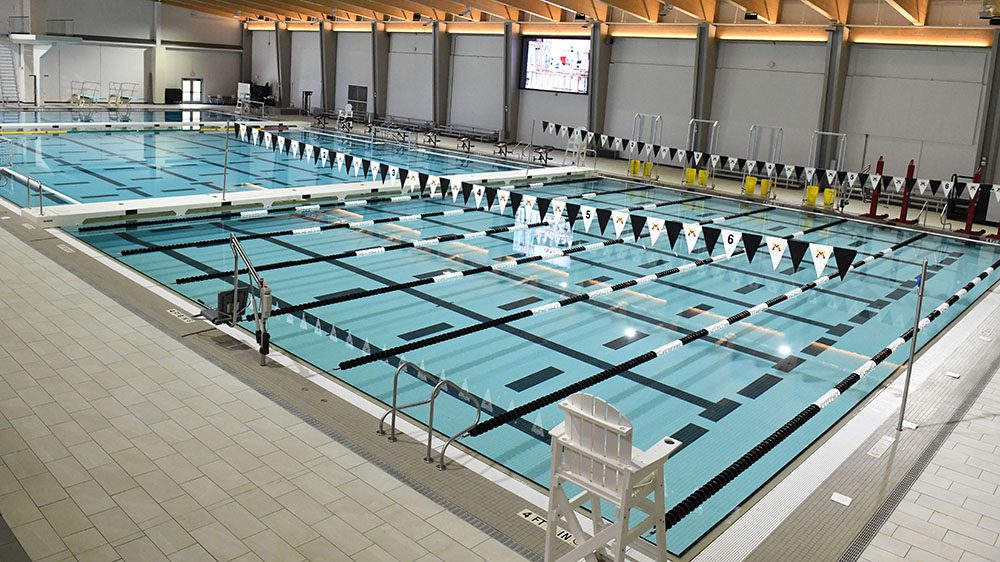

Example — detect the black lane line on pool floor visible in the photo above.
[113,231,554,445]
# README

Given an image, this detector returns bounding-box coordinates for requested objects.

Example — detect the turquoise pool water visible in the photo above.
[0,129,521,207]
[0,109,242,124]
[71,178,1000,554]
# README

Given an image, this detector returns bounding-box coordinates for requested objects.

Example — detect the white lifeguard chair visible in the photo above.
[545,393,681,562]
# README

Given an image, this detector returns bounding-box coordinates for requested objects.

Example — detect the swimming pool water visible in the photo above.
[0,109,242,124]
[0,129,521,207]
[72,178,1000,555]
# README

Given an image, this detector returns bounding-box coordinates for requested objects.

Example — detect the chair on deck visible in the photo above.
[545,393,681,562]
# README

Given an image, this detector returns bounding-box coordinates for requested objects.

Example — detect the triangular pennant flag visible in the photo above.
[993,185,1000,203]
[788,240,809,272]
[846,172,858,187]
[826,169,837,185]
[942,181,954,196]
[510,192,523,215]
[611,209,629,238]
[536,197,551,221]
[916,179,929,195]
[967,183,980,198]
[343,153,353,173]
[450,182,461,202]
[837,171,849,184]
[804,167,816,183]
[810,243,833,277]
[378,163,390,183]
[665,221,682,249]
[600,134,609,146]
[764,162,775,176]
[428,176,441,197]
[497,189,510,214]
[858,173,869,186]
[418,172,429,193]
[484,186,497,210]
[566,203,580,229]
[596,208,612,235]
[580,206,595,232]
[630,214,647,242]
[721,230,741,258]
[869,174,882,189]
[783,164,795,178]
[745,160,757,173]
[251,128,260,145]
[440,177,451,198]
[586,131,595,143]
[657,146,670,161]
[833,247,857,280]
[736,158,747,171]
[523,195,537,213]
[710,154,721,168]
[550,199,566,222]
[361,158,372,178]
[636,142,646,155]
[743,233,762,264]
[766,237,787,270]
[677,149,687,163]
[727,156,738,171]
[647,217,664,246]
[560,125,569,138]
[891,176,905,192]
[369,160,379,178]
[667,147,677,161]
[612,137,624,150]
[555,124,563,136]
[320,148,330,167]
[304,144,314,162]
[541,120,549,132]
[277,136,287,153]
[693,152,703,166]
[702,226,721,256]
[546,122,556,134]
[627,140,638,154]
[292,140,301,158]
[351,156,363,176]
[929,180,941,196]
[461,182,473,204]
[238,123,247,141]
[473,185,485,209]
[794,166,806,179]
[263,131,272,149]
[683,223,702,253]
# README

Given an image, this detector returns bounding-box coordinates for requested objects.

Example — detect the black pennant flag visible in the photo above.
[596,208,612,235]
[439,177,451,198]
[418,172,429,193]
[664,221,682,249]
[905,177,917,190]
[703,227,721,256]
[788,240,810,272]
[399,168,408,189]
[794,166,805,179]
[461,182,474,204]
[929,180,941,195]
[667,147,677,160]
[484,187,497,209]
[298,145,305,159]
[378,163,389,183]
[833,248,858,280]
[361,159,371,178]
[510,192,523,215]
[858,173,869,186]
[737,158,747,171]
[283,138,291,154]
[541,120,549,132]
[566,203,581,229]
[743,233,763,263]
[837,171,849,184]
[536,197,551,221]
[630,214,647,242]
[313,149,320,164]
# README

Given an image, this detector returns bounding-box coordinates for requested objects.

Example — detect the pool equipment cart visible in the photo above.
[684,118,719,188]
[378,361,483,471]
[197,235,272,366]
[628,113,662,179]
[744,124,782,200]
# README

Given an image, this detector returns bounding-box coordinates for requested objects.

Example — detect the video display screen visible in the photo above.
[521,37,590,95]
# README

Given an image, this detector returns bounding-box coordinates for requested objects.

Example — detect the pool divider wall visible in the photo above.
[18,165,594,228]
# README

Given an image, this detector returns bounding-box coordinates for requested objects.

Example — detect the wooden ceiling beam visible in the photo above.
[466,0,520,19]
[541,0,608,21]
[883,0,928,25]
[798,0,850,22]
[666,0,716,21]
[721,0,779,23]
[603,0,661,22]
[493,0,562,20]
[161,0,238,18]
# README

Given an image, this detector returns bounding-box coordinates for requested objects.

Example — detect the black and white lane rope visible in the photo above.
[660,256,999,529]
[242,206,773,318]
[175,192,714,284]
[338,218,852,371]
[121,182,676,256]
[464,232,926,436]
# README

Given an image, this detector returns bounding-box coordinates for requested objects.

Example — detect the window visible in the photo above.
[181,78,203,103]
[347,85,367,118]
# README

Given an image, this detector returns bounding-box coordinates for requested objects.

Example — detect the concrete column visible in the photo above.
[587,23,610,136]
[431,21,450,126]
[371,22,388,119]
[146,0,164,104]
[274,21,292,107]
[240,22,253,84]
[501,22,521,141]
[816,24,850,168]
[977,29,1000,184]
[690,23,717,151]
[319,22,337,112]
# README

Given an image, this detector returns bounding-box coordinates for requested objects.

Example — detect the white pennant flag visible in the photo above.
[916,179,929,195]
[647,218,664,246]
[304,144,314,162]
[846,172,858,186]
[677,149,687,163]
[388,166,399,183]
[277,136,286,152]
[428,176,441,197]
[571,128,583,141]
[766,237,787,270]
[612,137,624,150]
[627,140,637,154]
[497,190,510,214]
[784,165,795,178]
[405,171,419,192]
[586,132,595,143]
[826,169,837,185]
[334,151,343,171]
[473,185,485,209]
[746,160,757,173]
[320,148,330,167]
[657,146,670,161]
[810,243,834,277]
[560,126,569,138]
[693,151,703,166]
[369,160,380,178]
[352,158,363,176]
[683,223,702,254]
[942,181,954,196]
[600,134,609,146]
[721,230,742,259]
[290,140,300,157]
[581,206,596,232]
[710,154,721,168]
[804,167,816,183]
[765,162,776,176]
[523,195,536,212]
[993,185,1000,203]
[611,210,629,238]
[264,131,273,149]
[869,174,882,188]
[727,157,738,171]
[967,183,980,198]
[551,199,566,222]
[238,124,248,141]
[892,177,905,192]
[450,182,461,202]
[546,122,556,134]
[251,128,260,145]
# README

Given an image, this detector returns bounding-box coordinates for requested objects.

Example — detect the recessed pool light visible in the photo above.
[625,328,637,338]
[778,344,791,356]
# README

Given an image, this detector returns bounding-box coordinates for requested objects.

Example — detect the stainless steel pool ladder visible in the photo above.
[378,361,483,470]
[25,176,43,215]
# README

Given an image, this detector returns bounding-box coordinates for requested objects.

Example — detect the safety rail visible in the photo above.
[378,362,483,470]
[25,176,43,215]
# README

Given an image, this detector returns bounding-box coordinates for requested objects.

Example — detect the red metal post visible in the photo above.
[861,155,889,219]
[890,159,918,225]
[956,165,986,237]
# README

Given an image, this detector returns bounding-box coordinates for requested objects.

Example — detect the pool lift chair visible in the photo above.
[545,393,680,562]
[197,234,273,366]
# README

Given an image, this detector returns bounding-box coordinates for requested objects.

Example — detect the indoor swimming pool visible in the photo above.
[70,177,1000,555]
[0,128,523,207]
[0,109,243,124]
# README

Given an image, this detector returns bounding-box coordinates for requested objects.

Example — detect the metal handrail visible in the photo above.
[229,235,271,366]
[25,176,43,215]
[378,362,483,470]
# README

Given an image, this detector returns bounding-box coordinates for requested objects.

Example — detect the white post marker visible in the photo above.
[897,258,928,432]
